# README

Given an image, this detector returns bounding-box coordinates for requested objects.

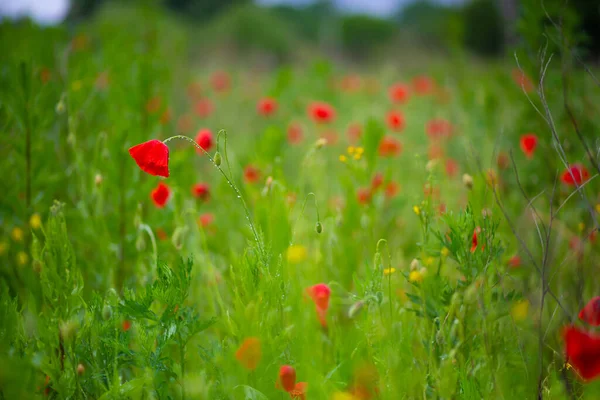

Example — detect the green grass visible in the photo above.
[1,4,600,400]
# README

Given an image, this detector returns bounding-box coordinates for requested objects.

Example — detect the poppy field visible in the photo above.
[1,4,600,400]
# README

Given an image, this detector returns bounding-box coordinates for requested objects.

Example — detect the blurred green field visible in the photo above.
[1,2,600,399]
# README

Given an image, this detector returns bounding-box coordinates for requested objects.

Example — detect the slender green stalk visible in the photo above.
[138,223,158,273]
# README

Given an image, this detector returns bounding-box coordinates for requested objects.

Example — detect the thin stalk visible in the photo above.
[139,223,158,273]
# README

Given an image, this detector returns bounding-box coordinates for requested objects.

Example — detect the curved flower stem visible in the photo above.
[163,134,264,258]
[290,192,321,246]
[138,223,158,273]
[376,239,394,327]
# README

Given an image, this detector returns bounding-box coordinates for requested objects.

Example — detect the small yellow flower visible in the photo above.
[286,245,307,264]
[30,213,42,230]
[0,241,7,255]
[383,267,396,275]
[347,146,355,155]
[353,153,361,160]
[332,392,358,400]
[578,222,585,232]
[71,80,82,91]
[424,256,435,266]
[511,300,529,321]
[565,362,572,371]
[339,155,347,163]
[413,205,421,216]
[11,227,24,242]
[441,247,450,257]
[409,270,423,283]
[355,147,364,155]
[16,251,28,266]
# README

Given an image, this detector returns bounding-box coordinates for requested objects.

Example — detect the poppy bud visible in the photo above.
[77,363,85,376]
[102,305,113,321]
[435,330,445,345]
[171,226,188,250]
[315,138,327,149]
[410,258,420,271]
[94,173,103,187]
[348,300,365,318]
[55,99,65,114]
[316,222,322,234]
[214,151,222,166]
[59,320,78,341]
[462,174,473,190]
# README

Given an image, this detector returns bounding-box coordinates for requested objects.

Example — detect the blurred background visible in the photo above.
[1,0,599,64]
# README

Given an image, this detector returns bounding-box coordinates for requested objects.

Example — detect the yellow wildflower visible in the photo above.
[71,80,82,91]
[424,256,435,266]
[11,227,24,242]
[332,392,357,400]
[339,155,347,163]
[16,251,28,266]
[30,213,42,230]
[578,222,585,232]
[511,300,529,321]
[441,247,450,257]
[353,153,361,160]
[347,146,355,155]
[286,245,307,264]
[355,147,364,155]
[413,205,421,216]
[383,267,396,275]
[409,270,423,283]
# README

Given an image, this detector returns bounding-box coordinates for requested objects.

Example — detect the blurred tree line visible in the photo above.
[66,0,600,60]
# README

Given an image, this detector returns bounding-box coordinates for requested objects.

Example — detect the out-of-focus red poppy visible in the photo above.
[412,75,435,95]
[378,136,402,157]
[198,213,214,227]
[187,81,202,100]
[579,297,600,326]
[307,283,331,327]
[497,151,510,170]
[445,158,459,177]
[145,96,162,114]
[426,119,453,140]
[191,183,210,201]
[235,337,262,370]
[340,74,362,92]
[195,129,214,153]
[177,114,193,133]
[122,320,132,332]
[512,69,534,93]
[257,97,278,117]
[563,325,600,381]
[129,140,170,177]
[288,382,307,400]
[40,67,51,84]
[308,102,336,124]
[244,165,261,184]
[347,123,362,143]
[508,255,521,268]
[287,123,303,145]
[279,365,296,392]
[211,71,230,93]
[357,187,372,205]
[428,144,444,160]
[561,164,590,186]
[386,110,405,132]
[423,183,440,199]
[470,227,482,253]
[156,228,168,241]
[160,108,172,125]
[388,83,410,104]
[151,182,171,208]
[95,71,110,89]
[519,134,538,159]
[384,182,400,199]
[194,98,214,118]
[371,172,384,191]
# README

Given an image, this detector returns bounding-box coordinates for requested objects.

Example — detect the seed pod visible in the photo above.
[213,151,222,166]
[77,363,85,376]
[315,222,322,234]
[462,174,473,190]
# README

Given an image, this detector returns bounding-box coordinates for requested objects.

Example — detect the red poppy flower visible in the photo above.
[257,97,278,117]
[470,227,482,253]
[151,182,171,208]
[519,134,538,159]
[145,96,162,114]
[191,183,210,201]
[563,325,600,381]
[288,382,307,400]
[384,182,400,199]
[177,114,193,133]
[378,136,402,157]
[445,158,459,177]
[244,165,261,184]
[497,151,509,170]
[512,69,534,93]
[561,164,590,186]
[122,320,132,332]
[426,119,453,140]
[412,75,435,95]
[388,83,410,104]
[287,123,303,145]
[279,365,297,392]
[371,172,384,191]
[580,297,600,326]
[508,255,521,268]
[129,140,170,177]
[307,283,331,327]
[386,110,405,132]
[198,213,214,227]
[194,99,214,118]
[308,102,336,124]
[235,337,262,370]
[156,228,168,241]
[357,187,372,205]
[340,74,362,92]
[195,129,214,153]
[347,123,362,143]
[211,71,230,93]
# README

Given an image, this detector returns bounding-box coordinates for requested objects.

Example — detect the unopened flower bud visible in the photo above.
[77,363,85,376]
[462,174,473,190]
[435,330,445,345]
[316,221,322,234]
[55,99,65,114]
[213,151,222,166]
[410,258,420,271]
[95,173,103,187]
[348,300,365,318]
[59,320,78,341]
[315,138,327,149]
[102,304,113,321]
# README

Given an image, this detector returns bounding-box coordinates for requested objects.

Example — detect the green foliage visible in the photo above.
[462,0,504,56]
[339,15,396,57]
